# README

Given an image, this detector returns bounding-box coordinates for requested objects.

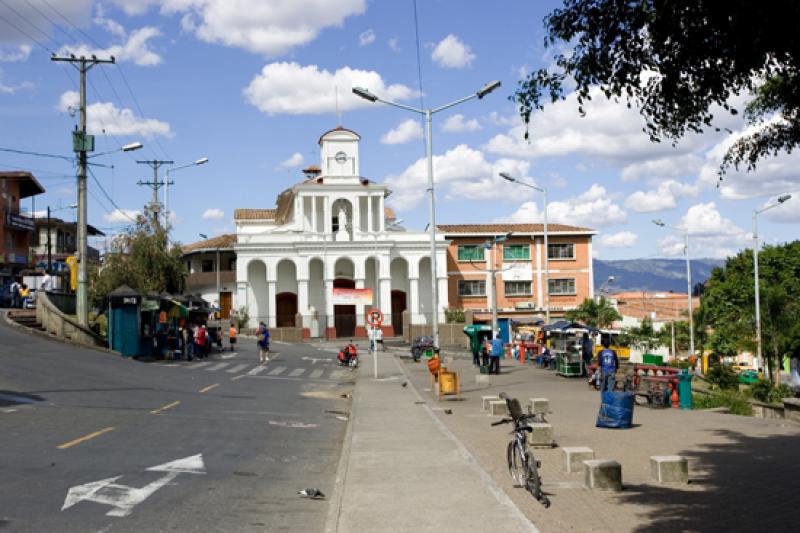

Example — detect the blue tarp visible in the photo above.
[596,391,635,429]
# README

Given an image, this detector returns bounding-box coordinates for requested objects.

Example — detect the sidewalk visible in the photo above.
[325,353,539,533]
[327,348,800,533]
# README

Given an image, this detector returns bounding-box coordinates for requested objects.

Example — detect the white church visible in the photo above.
[233,127,447,339]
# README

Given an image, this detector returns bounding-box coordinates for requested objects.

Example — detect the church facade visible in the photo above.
[234,127,448,339]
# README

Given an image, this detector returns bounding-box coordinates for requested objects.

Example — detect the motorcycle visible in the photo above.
[337,343,359,368]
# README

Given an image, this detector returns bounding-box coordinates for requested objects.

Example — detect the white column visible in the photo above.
[324,196,331,234]
[379,277,392,324]
[237,281,249,326]
[409,277,419,324]
[324,279,335,327]
[535,237,543,309]
[355,278,366,327]
[367,195,374,233]
[352,197,361,237]
[298,278,309,328]
[377,195,384,232]
[311,196,318,234]
[267,280,276,328]
[437,276,448,325]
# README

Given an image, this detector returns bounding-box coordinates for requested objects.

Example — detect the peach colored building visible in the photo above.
[612,291,699,322]
[438,223,596,323]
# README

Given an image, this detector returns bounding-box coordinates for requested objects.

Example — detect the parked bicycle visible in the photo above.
[491,392,551,508]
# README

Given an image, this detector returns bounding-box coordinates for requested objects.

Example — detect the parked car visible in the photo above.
[410,335,434,362]
[739,370,761,384]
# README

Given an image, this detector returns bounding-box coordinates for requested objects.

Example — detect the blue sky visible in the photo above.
[0,0,797,260]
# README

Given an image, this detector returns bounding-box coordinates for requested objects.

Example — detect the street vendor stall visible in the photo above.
[543,321,598,377]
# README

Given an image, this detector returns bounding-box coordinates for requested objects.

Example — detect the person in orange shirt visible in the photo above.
[228,324,237,352]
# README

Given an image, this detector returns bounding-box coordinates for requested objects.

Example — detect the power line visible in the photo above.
[87,165,138,223]
[0,146,73,161]
[40,0,104,49]
[0,11,54,55]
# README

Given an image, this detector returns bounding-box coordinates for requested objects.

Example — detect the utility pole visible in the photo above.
[136,160,173,228]
[46,206,52,274]
[51,54,115,328]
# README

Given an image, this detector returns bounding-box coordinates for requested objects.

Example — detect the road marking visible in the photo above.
[150,401,180,414]
[227,363,249,373]
[57,427,115,450]
[248,365,267,376]
[206,362,229,371]
[220,352,239,359]
[301,356,328,364]
[268,420,318,429]
[198,384,219,393]
[62,454,206,517]
[268,366,287,376]
[288,368,306,377]
[188,361,211,369]
[231,375,246,381]
[310,369,324,379]
[329,370,347,379]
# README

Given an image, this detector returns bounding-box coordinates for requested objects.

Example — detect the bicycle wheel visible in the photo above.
[524,450,543,500]
[507,441,526,487]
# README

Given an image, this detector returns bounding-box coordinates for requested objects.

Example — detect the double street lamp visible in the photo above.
[753,194,792,371]
[499,172,550,323]
[486,232,512,335]
[353,80,501,351]
[652,219,694,359]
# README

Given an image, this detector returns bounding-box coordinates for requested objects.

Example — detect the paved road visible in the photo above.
[0,321,352,532]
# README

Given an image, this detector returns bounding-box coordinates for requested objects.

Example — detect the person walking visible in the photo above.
[194,323,207,359]
[257,321,270,363]
[228,323,237,352]
[9,279,20,309]
[581,332,594,377]
[489,335,504,375]
[375,327,383,351]
[598,338,619,392]
[19,284,30,309]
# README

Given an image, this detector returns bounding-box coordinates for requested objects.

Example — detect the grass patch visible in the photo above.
[693,390,753,416]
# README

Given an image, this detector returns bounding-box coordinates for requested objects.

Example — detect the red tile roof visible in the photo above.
[182,233,236,253]
[437,223,594,233]
[234,208,276,220]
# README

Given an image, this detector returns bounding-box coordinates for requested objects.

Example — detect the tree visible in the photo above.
[565,296,621,329]
[620,316,662,353]
[513,1,800,176]
[656,320,690,356]
[90,216,187,308]
[700,241,800,383]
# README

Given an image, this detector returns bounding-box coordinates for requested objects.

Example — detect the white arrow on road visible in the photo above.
[301,356,329,364]
[62,454,206,517]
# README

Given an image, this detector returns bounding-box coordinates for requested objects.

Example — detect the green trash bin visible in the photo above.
[677,369,693,409]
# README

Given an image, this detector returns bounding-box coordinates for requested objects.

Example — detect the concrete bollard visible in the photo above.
[475,374,490,386]
[482,395,500,411]
[489,400,508,416]
[527,423,554,448]
[650,456,689,483]
[583,460,622,491]
[562,447,595,473]
[529,398,549,416]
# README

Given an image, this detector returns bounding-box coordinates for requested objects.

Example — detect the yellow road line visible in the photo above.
[150,400,181,415]
[231,375,246,381]
[57,427,114,450]
[198,383,219,393]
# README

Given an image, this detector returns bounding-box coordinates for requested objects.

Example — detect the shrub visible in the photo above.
[694,390,753,416]
[444,308,466,324]
[750,381,793,404]
[668,359,694,370]
[706,364,739,390]
[236,306,249,331]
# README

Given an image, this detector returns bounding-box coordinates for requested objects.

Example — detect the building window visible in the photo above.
[457,245,485,261]
[201,259,214,272]
[228,257,236,271]
[503,244,530,261]
[458,279,486,297]
[548,278,576,295]
[185,261,191,273]
[548,243,575,259]
[504,281,532,296]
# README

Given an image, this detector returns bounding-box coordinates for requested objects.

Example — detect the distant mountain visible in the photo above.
[593,258,725,294]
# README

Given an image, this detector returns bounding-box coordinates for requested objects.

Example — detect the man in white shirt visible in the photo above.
[40,273,52,292]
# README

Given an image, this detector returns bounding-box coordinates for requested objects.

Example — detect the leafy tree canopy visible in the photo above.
[565,296,621,329]
[90,217,187,307]
[514,1,800,176]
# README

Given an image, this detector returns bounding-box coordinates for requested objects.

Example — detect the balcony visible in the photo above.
[186,271,236,289]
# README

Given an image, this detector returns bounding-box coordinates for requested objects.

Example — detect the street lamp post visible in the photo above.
[486,232,512,335]
[653,219,694,359]
[499,172,549,323]
[752,194,792,373]
[198,233,220,312]
[354,81,501,352]
[165,157,209,229]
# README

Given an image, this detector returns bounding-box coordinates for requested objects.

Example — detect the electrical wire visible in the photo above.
[87,166,138,223]
[0,147,73,161]
[0,0,60,51]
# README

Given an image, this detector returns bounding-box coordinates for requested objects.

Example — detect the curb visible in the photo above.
[1,310,121,357]
[323,365,360,533]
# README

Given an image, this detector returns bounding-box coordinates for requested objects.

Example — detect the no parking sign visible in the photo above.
[365,307,383,327]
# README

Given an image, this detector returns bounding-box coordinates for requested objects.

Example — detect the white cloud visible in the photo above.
[599,231,638,248]
[388,37,399,52]
[380,119,422,145]
[487,111,520,127]
[0,44,31,62]
[104,208,140,223]
[359,29,375,46]
[244,62,416,115]
[280,152,304,167]
[0,1,90,42]
[0,70,33,94]
[504,184,626,228]
[58,91,173,138]
[152,0,366,57]
[442,114,481,133]
[202,208,224,220]
[621,154,703,182]
[431,34,475,69]
[657,202,749,258]
[57,26,163,66]
[384,144,534,210]
[763,193,800,223]
[624,180,699,213]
